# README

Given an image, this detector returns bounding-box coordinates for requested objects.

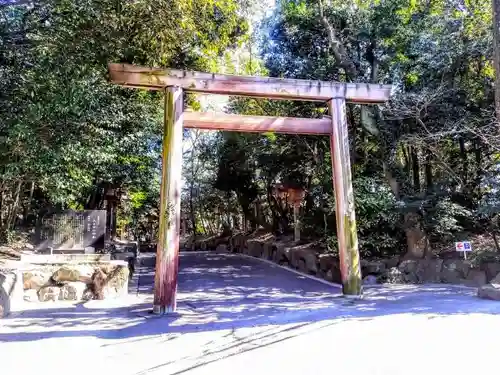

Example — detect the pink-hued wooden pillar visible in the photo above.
[153,86,183,314]
[329,97,362,297]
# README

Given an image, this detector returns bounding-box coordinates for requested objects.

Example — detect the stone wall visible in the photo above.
[22,260,129,302]
[203,232,499,288]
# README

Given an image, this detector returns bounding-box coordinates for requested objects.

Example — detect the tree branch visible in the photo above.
[318,0,358,80]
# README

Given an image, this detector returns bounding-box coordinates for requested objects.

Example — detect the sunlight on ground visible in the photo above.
[2,254,500,375]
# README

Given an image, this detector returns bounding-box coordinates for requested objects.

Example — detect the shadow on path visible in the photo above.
[2,252,500,344]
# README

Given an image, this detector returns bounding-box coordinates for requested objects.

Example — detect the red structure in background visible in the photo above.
[273,184,305,242]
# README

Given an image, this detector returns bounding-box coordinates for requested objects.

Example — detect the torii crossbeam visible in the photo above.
[108,63,392,314]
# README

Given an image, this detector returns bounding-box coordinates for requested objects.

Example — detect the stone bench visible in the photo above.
[20,253,111,264]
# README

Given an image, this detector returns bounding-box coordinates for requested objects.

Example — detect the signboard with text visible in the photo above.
[35,210,106,252]
[455,241,472,252]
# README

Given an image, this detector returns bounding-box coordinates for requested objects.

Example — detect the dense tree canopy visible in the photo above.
[2,0,500,261]
[0,0,248,241]
[199,0,500,259]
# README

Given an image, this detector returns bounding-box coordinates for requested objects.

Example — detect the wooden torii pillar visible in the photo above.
[108,63,392,314]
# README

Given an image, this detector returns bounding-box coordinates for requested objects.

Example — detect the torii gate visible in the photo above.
[108,63,392,314]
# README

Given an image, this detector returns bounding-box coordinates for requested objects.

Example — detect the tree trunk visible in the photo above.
[0,190,4,229]
[403,212,430,259]
[425,149,433,191]
[492,0,500,120]
[492,231,500,252]
[385,166,429,259]
[318,0,429,259]
[459,137,468,184]
[8,180,23,230]
[23,181,35,224]
[411,146,420,192]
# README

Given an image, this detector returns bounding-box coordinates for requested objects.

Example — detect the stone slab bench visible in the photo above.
[20,253,111,264]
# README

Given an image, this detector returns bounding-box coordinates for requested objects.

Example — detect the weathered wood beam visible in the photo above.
[183,112,331,135]
[108,63,392,103]
[328,97,362,297]
[153,86,183,314]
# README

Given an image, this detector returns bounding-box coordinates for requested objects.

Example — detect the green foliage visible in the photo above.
[3,0,500,259]
[0,0,249,239]
[353,177,403,256]
[195,0,500,258]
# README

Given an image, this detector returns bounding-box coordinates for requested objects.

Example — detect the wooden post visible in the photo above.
[329,98,362,297]
[153,86,183,314]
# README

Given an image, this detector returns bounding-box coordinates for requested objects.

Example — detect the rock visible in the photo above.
[363,275,378,285]
[229,234,245,252]
[261,242,274,260]
[52,267,81,283]
[297,258,307,273]
[465,269,487,287]
[76,265,97,284]
[59,282,87,301]
[214,236,230,249]
[23,289,39,302]
[290,248,318,275]
[361,259,385,276]
[379,267,406,284]
[23,271,51,290]
[465,268,486,287]
[38,286,61,302]
[324,269,333,281]
[273,243,287,263]
[478,284,500,300]
[302,251,319,275]
[247,240,263,257]
[415,259,443,283]
[318,254,338,272]
[482,262,500,283]
[82,288,94,301]
[398,259,418,274]
[440,259,469,283]
[91,268,107,300]
[317,254,341,282]
[101,264,129,299]
[397,260,419,283]
[215,244,228,253]
[384,256,400,269]
[490,272,500,285]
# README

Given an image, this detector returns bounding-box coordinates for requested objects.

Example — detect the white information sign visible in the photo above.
[455,241,472,259]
